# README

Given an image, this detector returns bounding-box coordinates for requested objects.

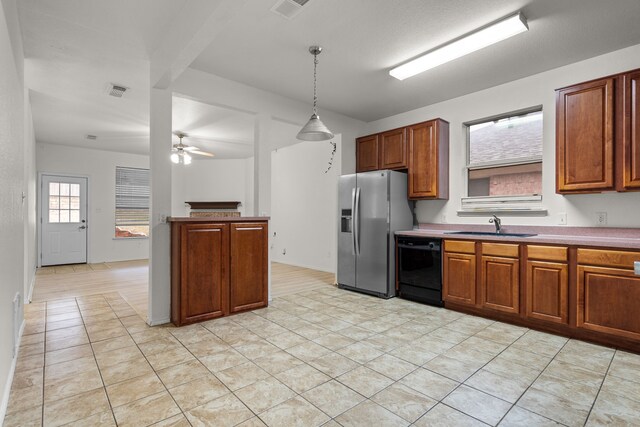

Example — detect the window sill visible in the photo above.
[457,208,548,216]
[113,237,149,240]
[459,195,547,216]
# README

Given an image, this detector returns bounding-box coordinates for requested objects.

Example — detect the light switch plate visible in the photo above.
[635,261,640,276]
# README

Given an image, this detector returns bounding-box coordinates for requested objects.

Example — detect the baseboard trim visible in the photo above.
[147,317,170,327]
[0,319,25,424]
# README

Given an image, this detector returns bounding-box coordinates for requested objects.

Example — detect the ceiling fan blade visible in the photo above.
[191,150,215,157]
[182,146,199,152]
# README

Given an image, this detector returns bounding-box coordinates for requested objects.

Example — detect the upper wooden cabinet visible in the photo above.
[556,78,615,193]
[380,128,407,170]
[408,119,449,200]
[556,67,640,193]
[355,118,449,199]
[356,134,380,172]
[617,70,640,190]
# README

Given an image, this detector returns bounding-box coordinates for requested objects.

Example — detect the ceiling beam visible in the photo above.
[150,0,248,89]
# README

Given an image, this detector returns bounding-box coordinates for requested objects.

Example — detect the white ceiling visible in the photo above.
[17,0,640,155]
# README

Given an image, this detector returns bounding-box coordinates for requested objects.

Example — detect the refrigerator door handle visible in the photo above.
[351,188,357,255]
[354,187,361,255]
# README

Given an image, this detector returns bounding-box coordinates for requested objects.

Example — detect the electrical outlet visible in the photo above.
[595,212,607,226]
[558,212,567,225]
[441,214,447,223]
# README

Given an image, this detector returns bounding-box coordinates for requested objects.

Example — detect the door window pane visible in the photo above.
[60,183,70,196]
[59,210,70,223]
[70,184,80,197]
[70,196,79,209]
[70,210,80,222]
[50,182,60,196]
[60,196,70,209]
[49,210,60,223]
[49,196,59,209]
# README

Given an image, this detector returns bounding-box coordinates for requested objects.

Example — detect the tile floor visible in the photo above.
[4,287,640,426]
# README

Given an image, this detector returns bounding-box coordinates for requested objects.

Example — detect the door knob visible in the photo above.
[79,225,86,230]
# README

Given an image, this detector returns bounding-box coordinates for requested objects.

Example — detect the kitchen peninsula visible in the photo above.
[169,216,269,326]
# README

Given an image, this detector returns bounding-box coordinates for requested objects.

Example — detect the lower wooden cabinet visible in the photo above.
[577,248,640,341]
[171,219,268,326]
[525,260,568,324]
[481,255,519,314]
[443,251,476,306]
[230,223,268,313]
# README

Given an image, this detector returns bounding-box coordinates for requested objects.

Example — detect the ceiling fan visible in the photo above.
[171,131,214,165]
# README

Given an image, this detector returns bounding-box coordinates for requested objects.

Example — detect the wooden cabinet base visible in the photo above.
[444,301,640,354]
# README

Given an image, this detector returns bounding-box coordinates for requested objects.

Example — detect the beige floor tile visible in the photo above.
[112,391,181,427]
[99,355,154,385]
[414,403,488,427]
[94,345,143,369]
[336,366,394,398]
[235,340,282,360]
[308,351,360,378]
[266,330,309,350]
[45,356,98,382]
[465,369,531,403]
[285,340,332,362]
[443,384,512,426]
[337,325,376,341]
[185,393,254,427]
[259,396,330,427]
[91,334,136,354]
[388,344,439,365]
[425,354,484,382]
[146,345,196,371]
[45,344,93,366]
[44,366,104,402]
[365,354,417,381]
[46,325,86,342]
[2,405,42,427]
[156,359,211,388]
[302,380,365,418]
[335,400,410,427]
[152,413,192,427]
[130,327,173,344]
[500,406,562,426]
[275,363,330,393]
[235,376,296,414]
[428,327,472,344]
[183,335,230,358]
[608,351,640,384]
[106,372,165,407]
[63,411,116,426]
[15,353,44,372]
[46,334,91,352]
[517,387,591,426]
[11,366,43,389]
[19,341,45,357]
[399,367,459,400]
[216,361,270,391]
[199,348,249,373]
[495,347,553,371]
[311,331,355,350]
[336,341,384,364]
[372,383,437,423]
[586,390,640,426]
[600,374,640,403]
[138,336,182,355]
[89,263,110,271]
[531,373,600,407]
[236,416,267,426]
[253,350,304,375]
[43,387,110,427]
[87,325,128,342]
[483,357,541,385]
[168,374,229,411]
[6,383,42,414]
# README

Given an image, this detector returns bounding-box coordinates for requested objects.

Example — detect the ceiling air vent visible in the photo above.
[271,0,310,20]
[86,134,97,140]
[108,84,128,98]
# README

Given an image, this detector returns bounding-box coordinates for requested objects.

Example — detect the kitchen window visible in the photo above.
[461,108,545,213]
[115,166,150,238]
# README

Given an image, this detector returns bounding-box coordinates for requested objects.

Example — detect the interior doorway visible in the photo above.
[40,174,88,266]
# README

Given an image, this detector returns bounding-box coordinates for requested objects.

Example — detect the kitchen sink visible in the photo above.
[444,231,538,238]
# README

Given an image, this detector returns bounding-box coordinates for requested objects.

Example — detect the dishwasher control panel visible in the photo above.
[635,261,640,276]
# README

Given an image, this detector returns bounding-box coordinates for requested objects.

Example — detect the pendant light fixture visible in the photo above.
[297,46,334,141]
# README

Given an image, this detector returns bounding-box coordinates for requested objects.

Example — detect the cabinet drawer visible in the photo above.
[577,248,640,269]
[527,245,568,262]
[444,240,475,254]
[482,243,519,258]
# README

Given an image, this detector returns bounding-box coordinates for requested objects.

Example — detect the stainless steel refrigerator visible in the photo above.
[337,170,414,298]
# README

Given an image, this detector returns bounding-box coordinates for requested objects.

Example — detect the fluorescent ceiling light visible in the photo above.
[389,12,528,81]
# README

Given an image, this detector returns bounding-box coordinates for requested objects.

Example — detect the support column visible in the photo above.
[148,87,172,325]
[253,113,272,216]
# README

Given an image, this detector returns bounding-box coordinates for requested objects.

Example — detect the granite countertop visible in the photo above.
[168,216,270,223]
[396,224,640,250]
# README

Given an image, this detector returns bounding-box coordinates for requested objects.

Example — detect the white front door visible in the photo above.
[41,175,88,266]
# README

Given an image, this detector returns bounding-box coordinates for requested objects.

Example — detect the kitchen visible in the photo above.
[3,1,640,425]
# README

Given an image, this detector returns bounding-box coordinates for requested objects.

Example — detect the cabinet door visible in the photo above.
[180,223,229,324]
[525,260,568,324]
[380,128,407,170]
[556,78,614,193]
[577,265,640,341]
[230,222,268,313]
[618,71,640,190]
[408,121,437,198]
[443,252,476,306]
[481,256,519,314]
[356,135,380,172]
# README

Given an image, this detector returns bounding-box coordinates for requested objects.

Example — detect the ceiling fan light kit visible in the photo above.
[297,45,334,141]
[389,12,528,80]
[171,131,214,165]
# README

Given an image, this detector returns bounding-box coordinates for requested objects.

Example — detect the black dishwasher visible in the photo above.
[397,236,443,306]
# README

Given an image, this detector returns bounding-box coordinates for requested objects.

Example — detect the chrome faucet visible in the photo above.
[489,215,502,234]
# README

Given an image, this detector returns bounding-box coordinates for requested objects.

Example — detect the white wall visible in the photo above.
[366,43,640,228]
[24,95,37,301]
[271,137,341,273]
[171,158,253,217]
[0,0,33,420]
[36,143,150,263]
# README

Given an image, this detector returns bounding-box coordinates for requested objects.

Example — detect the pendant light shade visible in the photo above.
[297,46,334,141]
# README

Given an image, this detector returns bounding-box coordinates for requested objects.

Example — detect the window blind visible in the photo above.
[115,166,150,227]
